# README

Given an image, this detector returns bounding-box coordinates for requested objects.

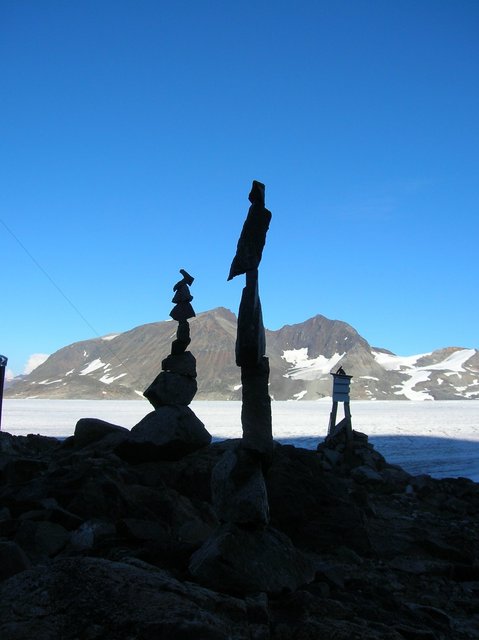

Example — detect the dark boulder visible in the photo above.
[0,557,252,640]
[0,541,30,581]
[0,422,478,638]
[73,417,129,448]
[114,406,211,463]
[189,523,316,595]
[211,445,269,525]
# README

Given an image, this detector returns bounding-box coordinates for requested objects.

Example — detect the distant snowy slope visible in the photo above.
[6,309,479,401]
[373,348,479,400]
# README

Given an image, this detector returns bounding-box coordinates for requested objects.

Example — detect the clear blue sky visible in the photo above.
[1,0,478,377]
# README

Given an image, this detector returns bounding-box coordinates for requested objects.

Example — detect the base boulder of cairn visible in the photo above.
[115,406,211,463]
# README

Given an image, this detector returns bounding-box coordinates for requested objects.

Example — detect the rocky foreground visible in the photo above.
[1,417,478,639]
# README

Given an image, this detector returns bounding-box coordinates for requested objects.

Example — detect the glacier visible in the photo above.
[2,399,479,481]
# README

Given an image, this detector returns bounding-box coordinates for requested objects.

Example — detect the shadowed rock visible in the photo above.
[189,523,316,595]
[211,446,269,525]
[74,418,129,448]
[1,430,479,638]
[0,557,252,640]
[0,541,30,581]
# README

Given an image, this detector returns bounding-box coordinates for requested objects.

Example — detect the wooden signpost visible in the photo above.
[328,368,353,444]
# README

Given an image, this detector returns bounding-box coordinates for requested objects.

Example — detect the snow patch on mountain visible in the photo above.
[394,370,434,401]
[291,390,308,401]
[80,359,109,375]
[421,349,476,372]
[373,348,475,373]
[373,348,478,401]
[99,372,128,385]
[282,348,345,381]
[372,351,430,371]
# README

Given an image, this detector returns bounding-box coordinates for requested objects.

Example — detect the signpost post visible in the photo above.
[0,355,7,431]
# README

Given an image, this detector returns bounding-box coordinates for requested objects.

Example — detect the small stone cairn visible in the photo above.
[144,269,198,408]
[74,269,210,463]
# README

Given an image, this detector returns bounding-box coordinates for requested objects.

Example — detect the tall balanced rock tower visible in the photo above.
[144,269,198,408]
[228,180,273,460]
[191,183,314,589]
[76,270,210,463]
[204,181,273,528]
[191,189,314,592]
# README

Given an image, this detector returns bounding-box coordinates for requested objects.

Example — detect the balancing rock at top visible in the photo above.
[170,269,196,321]
[228,181,272,281]
[178,268,194,286]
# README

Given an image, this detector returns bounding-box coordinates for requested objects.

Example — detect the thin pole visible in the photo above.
[328,401,338,435]
[0,355,7,432]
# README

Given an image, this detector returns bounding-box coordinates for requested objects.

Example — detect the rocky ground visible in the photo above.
[1,416,478,639]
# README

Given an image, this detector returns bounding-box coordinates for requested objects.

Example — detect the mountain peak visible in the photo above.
[197,307,236,321]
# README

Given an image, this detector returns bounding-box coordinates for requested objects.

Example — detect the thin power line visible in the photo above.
[1,217,134,376]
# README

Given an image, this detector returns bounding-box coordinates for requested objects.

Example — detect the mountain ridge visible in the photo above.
[6,307,479,401]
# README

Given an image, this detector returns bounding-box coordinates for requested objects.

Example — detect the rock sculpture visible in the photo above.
[228,181,273,459]
[74,271,210,463]
[202,181,273,542]
[144,270,197,408]
[127,270,211,459]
